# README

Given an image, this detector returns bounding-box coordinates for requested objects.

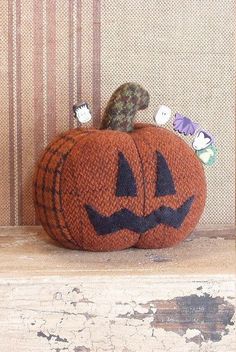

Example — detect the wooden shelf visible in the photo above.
[0,225,235,352]
[0,225,234,277]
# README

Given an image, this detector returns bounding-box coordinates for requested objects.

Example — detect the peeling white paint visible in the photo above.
[0,277,235,352]
[184,328,202,339]
[0,227,235,352]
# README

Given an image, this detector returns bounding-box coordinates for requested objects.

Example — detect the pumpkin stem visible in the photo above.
[100,83,150,132]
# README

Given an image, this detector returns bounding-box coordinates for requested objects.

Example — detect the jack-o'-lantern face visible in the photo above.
[84,151,194,235]
[59,124,206,251]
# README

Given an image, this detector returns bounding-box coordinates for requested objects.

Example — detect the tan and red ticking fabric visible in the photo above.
[1,0,101,225]
[0,1,234,226]
[34,124,206,251]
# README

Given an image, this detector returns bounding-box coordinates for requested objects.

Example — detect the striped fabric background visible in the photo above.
[0,0,235,225]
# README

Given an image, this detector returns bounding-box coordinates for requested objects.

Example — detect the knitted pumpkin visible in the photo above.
[34,83,206,251]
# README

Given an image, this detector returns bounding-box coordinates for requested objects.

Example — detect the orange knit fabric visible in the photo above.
[33,123,206,251]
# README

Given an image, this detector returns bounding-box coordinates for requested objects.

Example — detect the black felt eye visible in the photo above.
[116,152,137,197]
[155,152,176,197]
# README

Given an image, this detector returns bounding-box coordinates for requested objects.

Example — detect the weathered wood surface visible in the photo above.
[0,225,235,277]
[0,225,235,352]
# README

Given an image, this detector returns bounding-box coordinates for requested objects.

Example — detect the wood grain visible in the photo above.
[0,225,235,277]
[0,226,235,351]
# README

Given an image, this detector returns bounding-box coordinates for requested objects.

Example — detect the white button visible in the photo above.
[73,103,92,123]
[153,105,171,125]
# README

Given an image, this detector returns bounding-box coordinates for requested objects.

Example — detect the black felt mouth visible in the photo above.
[85,196,194,235]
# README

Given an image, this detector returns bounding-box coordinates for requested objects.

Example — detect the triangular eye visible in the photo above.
[116,152,137,197]
[156,152,176,197]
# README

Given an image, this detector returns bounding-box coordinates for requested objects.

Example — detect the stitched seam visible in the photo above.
[52,144,78,245]
[38,136,74,244]
[129,134,146,217]
[34,134,63,209]
[50,130,97,244]
[60,131,98,248]
[141,132,177,248]
[63,132,99,249]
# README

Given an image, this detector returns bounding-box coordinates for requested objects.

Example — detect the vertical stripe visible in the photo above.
[33,0,44,160]
[8,0,22,225]
[77,0,82,104]
[34,0,45,155]
[46,0,57,143]
[93,0,101,127]
[72,0,77,128]
[12,0,18,224]
[42,0,47,147]
[68,0,74,129]
[12,0,18,223]
[21,0,35,225]
[234,0,236,226]
[33,0,44,224]
[16,0,22,224]
[80,1,93,126]
[55,1,70,134]
[8,0,15,225]
[0,0,10,224]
